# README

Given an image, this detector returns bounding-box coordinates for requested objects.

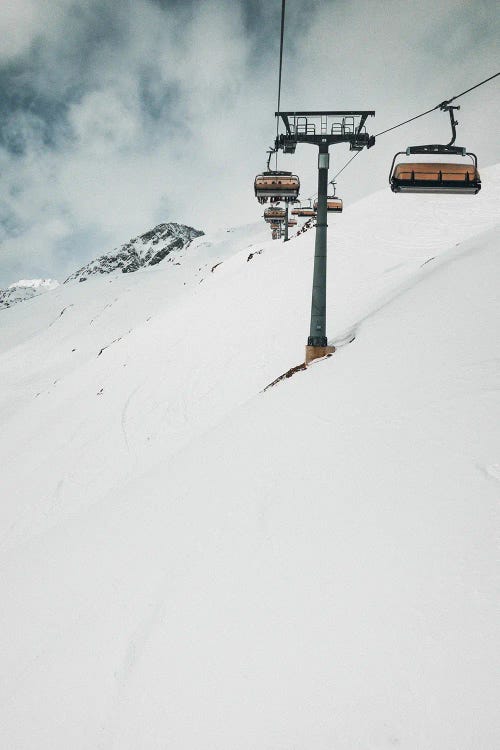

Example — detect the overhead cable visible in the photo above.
[331,151,361,181]
[318,71,500,189]
[275,0,286,169]
[374,70,500,138]
[307,152,361,202]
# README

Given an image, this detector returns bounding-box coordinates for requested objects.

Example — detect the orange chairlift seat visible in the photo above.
[389,103,481,195]
[264,206,286,223]
[313,197,343,213]
[255,172,300,204]
[326,181,343,212]
[390,160,480,194]
[292,200,316,217]
[327,197,343,212]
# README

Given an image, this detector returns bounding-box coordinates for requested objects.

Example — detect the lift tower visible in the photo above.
[275,111,375,363]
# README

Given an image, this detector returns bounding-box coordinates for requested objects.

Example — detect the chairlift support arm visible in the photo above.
[440,103,459,146]
[274,110,376,150]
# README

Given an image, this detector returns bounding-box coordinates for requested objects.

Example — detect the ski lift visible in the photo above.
[389,104,481,195]
[264,206,286,223]
[291,199,316,218]
[287,218,297,226]
[255,172,300,204]
[313,197,343,213]
[327,197,343,212]
[327,181,343,212]
[254,150,300,204]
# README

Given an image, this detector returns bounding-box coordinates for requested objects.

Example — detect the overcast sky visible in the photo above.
[0,0,498,286]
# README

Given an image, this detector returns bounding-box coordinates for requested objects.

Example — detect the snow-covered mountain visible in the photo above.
[0,168,499,749]
[0,277,59,309]
[64,221,204,283]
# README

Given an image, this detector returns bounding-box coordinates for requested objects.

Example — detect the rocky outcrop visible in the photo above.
[0,279,59,309]
[64,223,204,283]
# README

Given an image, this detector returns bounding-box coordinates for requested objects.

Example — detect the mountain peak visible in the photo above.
[65,222,204,283]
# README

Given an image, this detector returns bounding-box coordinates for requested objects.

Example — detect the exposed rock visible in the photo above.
[0,279,59,310]
[64,223,204,283]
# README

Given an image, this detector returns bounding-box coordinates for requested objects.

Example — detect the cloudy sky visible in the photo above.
[0,0,498,285]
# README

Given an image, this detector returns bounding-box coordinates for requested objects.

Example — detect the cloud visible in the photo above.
[0,0,498,286]
[0,0,40,62]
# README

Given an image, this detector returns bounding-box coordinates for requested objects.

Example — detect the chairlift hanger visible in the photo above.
[329,180,339,198]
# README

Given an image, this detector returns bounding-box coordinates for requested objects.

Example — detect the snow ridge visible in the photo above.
[64,222,204,283]
[0,278,59,309]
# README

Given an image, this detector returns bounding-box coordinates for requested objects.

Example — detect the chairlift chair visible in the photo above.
[327,197,343,212]
[292,199,316,218]
[313,197,343,213]
[255,171,300,204]
[264,206,286,223]
[389,104,481,195]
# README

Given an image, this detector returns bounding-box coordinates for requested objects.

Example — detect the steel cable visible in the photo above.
[312,70,500,192]
[374,71,500,138]
[275,0,286,170]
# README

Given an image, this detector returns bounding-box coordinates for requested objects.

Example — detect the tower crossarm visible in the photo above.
[274,111,375,150]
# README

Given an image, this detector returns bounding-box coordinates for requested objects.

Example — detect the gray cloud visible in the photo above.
[0,0,499,286]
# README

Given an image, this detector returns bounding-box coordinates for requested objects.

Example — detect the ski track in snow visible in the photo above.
[120,386,141,457]
[484,463,500,482]
[99,577,171,748]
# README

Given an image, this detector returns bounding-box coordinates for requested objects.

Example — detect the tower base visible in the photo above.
[305,345,335,365]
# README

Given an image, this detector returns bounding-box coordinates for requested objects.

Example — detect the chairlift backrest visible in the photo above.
[390,158,480,194]
[295,208,316,217]
[254,171,300,204]
[264,206,286,222]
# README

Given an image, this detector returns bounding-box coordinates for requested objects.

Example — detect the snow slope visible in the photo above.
[0,167,499,749]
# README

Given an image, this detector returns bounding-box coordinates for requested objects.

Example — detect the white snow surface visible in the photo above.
[1,167,499,749]
[7,278,59,290]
